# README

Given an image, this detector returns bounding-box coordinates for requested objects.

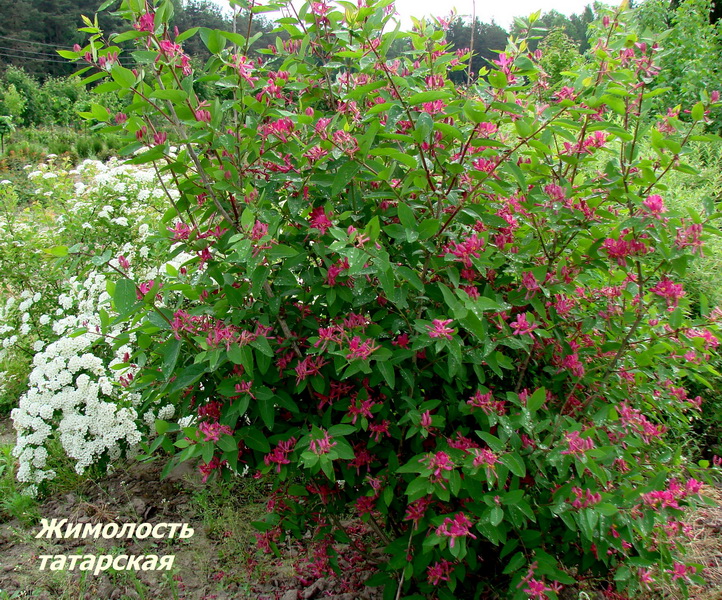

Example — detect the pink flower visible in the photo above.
[136,280,156,300]
[294,356,327,384]
[198,457,227,482]
[642,194,666,216]
[427,319,455,341]
[436,513,477,548]
[392,332,410,348]
[524,578,553,600]
[309,206,333,235]
[668,562,696,581]
[638,568,654,588]
[602,229,651,266]
[560,352,585,377]
[675,223,703,254]
[263,437,296,473]
[354,496,377,516]
[368,420,391,442]
[422,99,446,114]
[561,430,595,456]
[448,233,485,267]
[134,12,155,32]
[570,487,601,509]
[650,278,685,310]
[472,448,498,469]
[309,430,337,455]
[232,54,258,84]
[168,221,192,240]
[346,336,379,360]
[311,1,329,15]
[510,313,538,337]
[521,271,540,298]
[195,109,211,122]
[424,451,454,483]
[426,560,454,585]
[198,421,233,443]
[467,390,506,415]
[404,496,433,526]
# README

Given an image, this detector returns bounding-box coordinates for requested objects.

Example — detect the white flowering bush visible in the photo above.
[11,271,143,496]
[0,155,184,493]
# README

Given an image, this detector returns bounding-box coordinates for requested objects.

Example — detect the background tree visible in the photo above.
[635,0,722,130]
[510,6,595,53]
[445,18,508,83]
[538,27,582,88]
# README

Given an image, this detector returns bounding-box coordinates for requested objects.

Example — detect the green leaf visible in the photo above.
[150,89,188,102]
[218,434,238,453]
[418,219,439,239]
[488,71,508,89]
[44,246,69,257]
[377,361,395,388]
[228,344,254,373]
[113,278,137,314]
[332,160,361,198]
[161,338,181,379]
[500,453,526,477]
[241,427,270,453]
[200,28,226,54]
[526,387,546,412]
[111,30,142,44]
[258,394,275,429]
[369,147,417,169]
[176,27,200,43]
[414,112,434,143]
[489,506,504,527]
[408,90,450,105]
[397,202,416,229]
[328,424,356,437]
[691,101,705,122]
[110,65,136,88]
[167,362,207,394]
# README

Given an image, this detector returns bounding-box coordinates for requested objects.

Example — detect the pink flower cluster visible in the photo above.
[426,560,455,585]
[649,278,685,310]
[423,451,455,484]
[309,430,337,455]
[602,229,652,266]
[435,512,477,548]
[467,390,506,415]
[264,438,297,472]
[427,319,455,341]
[446,233,485,267]
[641,478,702,510]
[569,487,602,509]
[198,421,233,443]
[560,430,595,456]
[617,402,666,443]
[510,313,538,337]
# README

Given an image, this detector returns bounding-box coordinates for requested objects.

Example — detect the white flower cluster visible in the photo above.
[3,155,199,494]
[10,269,145,493]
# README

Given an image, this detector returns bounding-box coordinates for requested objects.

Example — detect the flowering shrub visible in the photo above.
[1,158,176,489]
[58,0,722,597]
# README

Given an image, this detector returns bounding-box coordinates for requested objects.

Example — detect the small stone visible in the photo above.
[281,591,299,600]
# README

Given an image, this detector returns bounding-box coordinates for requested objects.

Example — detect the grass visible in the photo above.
[0,444,39,526]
